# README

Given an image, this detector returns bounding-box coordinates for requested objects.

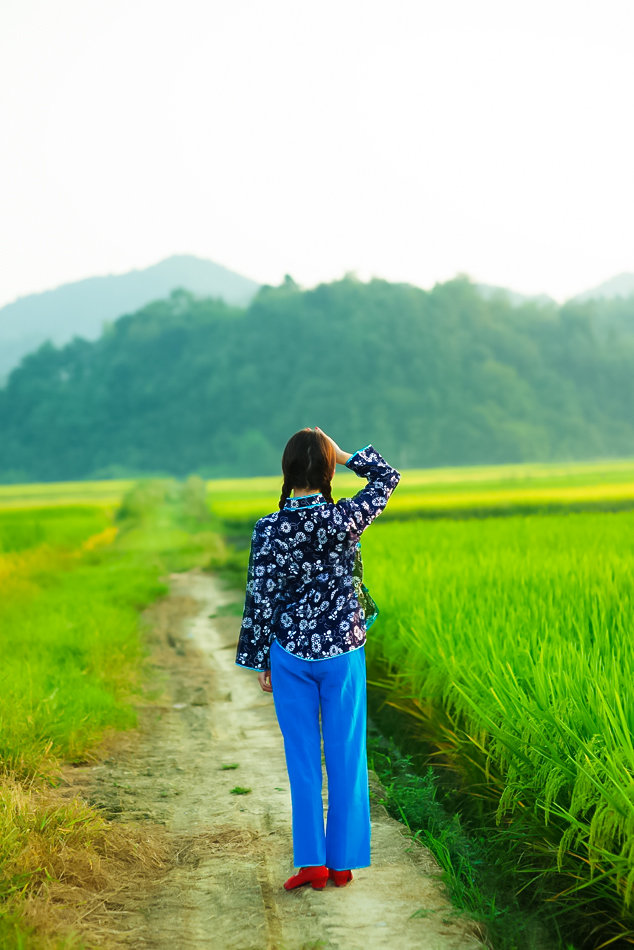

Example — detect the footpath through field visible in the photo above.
[61,569,485,950]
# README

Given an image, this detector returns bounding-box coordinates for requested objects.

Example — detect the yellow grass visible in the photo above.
[205,457,634,523]
[0,479,132,509]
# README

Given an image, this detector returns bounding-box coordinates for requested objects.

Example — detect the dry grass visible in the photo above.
[171,827,262,865]
[1,772,171,948]
[1,768,265,948]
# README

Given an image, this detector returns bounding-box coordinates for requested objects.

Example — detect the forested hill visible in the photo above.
[0,254,260,384]
[1,275,633,482]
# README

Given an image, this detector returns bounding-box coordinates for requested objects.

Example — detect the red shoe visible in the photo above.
[284,865,329,891]
[328,868,353,887]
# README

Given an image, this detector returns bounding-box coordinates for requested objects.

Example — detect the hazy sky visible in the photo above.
[1,0,633,309]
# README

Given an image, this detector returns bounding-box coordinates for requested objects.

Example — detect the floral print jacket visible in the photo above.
[235,444,401,671]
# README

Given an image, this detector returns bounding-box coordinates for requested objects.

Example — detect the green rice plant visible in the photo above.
[0,505,110,553]
[361,510,634,945]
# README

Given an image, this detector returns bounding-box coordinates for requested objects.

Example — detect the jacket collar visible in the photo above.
[283,492,328,511]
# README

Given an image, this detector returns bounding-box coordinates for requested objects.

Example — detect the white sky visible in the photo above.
[1,0,633,309]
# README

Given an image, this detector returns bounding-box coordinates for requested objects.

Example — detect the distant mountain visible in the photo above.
[0,254,260,384]
[475,282,557,308]
[570,273,634,303]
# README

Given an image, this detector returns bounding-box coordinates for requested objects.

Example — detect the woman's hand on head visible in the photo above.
[258,669,272,693]
[314,427,351,465]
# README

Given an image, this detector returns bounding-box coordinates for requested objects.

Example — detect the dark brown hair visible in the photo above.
[279,428,336,511]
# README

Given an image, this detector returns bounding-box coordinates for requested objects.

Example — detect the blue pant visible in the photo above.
[270,637,371,870]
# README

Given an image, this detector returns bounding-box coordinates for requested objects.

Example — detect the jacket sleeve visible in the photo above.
[337,444,401,538]
[235,520,275,671]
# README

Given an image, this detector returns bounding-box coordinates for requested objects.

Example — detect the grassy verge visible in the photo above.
[0,476,228,948]
[367,711,583,950]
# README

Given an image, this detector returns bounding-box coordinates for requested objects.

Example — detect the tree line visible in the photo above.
[0,274,633,482]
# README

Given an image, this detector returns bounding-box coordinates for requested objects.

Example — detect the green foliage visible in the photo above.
[362,510,634,946]
[0,505,109,553]
[0,555,156,776]
[182,474,212,524]
[1,276,633,482]
[0,479,226,780]
[367,724,564,950]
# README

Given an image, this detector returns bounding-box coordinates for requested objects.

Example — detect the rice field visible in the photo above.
[0,500,152,778]
[207,456,634,525]
[359,512,634,936]
[0,477,225,777]
[2,457,633,945]
[0,478,132,510]
[210,455,634,945]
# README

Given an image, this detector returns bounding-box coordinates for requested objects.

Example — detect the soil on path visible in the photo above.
[60,569,486,950]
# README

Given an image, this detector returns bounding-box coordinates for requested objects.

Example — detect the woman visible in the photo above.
[235,426,401,891]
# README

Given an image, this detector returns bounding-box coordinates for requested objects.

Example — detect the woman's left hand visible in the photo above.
[258,669,272,692]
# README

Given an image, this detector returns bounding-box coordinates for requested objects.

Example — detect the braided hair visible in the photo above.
[278,428,336,511]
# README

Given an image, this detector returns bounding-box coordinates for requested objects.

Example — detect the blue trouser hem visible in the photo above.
[291,863,370,871]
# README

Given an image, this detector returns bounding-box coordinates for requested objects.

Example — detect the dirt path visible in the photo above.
[60,569,486,950]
